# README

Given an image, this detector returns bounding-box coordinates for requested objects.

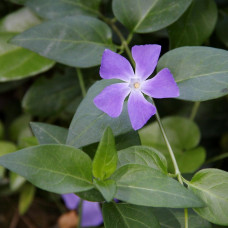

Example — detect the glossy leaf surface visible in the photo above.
[189,168,228,225]
[112,164,204,208]
[0,145,93,194]
[10,16,114,68]
[103,202,160,228]
[113,0,192,33]
[157,46,228,101]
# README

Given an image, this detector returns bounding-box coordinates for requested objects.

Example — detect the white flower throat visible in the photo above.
[129,77,142,91]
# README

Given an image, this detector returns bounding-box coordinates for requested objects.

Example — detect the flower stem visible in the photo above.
[184,208,189,228]
[76,68,86,98]
[100,15,135,67]
[78,199,83,228]
[190,101,200,120]
[150,99,182,180]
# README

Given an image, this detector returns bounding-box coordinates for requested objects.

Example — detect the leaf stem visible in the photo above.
[76,68,86,98]
[184,208,189,228]
[100,15,134,67]
[78,199,83,228]
[190,101,200,120]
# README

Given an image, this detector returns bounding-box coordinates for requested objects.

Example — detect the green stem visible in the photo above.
[152,98,189,228]
[190,101,200,120]
[151,99,182,182]
[76,68,86,98]
[99,18,188,227]
[100,15,134,67]
[77,199,83,228]
[184,208,189,228]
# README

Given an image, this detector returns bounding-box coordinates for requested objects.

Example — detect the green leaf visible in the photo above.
[18,136,38,149]
[0,141,17,156]
[94,179,116,202]
[175,147,206,173]
[93,127,117,180]
[10,172,26,191]
[103,202,160,228]
[25,0,101,19]
[112,0,192,33]
[9,114,31,142]
[117,146,167,174]
[112,164,204,208]
[189,168,228,225]
[0,32,54,82]
[67,79,132,148]
[19,183,35,215]
[139,116,205,173]
[157,46,228,101]
[0,141,17,178]
[115,131,141,150]
[152,208,181,228]
[10,16,114,68]
[23,73,80,117]
[30,122,68,145]
[0,145,93,194]
[153,208,212,228]
[168,0,217,48]
[216,11,228,48]
[0,7,41,33]
[76,188,104,202]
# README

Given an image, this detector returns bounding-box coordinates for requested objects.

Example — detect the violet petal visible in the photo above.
[100,49,134,82]
[61,193,80,210]
[132,44,161,80]
[127,91,156,130]
[81,201,103,227]
[141,68,180,98]
[94,83,130,118]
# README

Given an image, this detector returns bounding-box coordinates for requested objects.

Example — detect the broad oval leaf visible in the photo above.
[139,116,205,174]
[112,0,192,33]
[0,7,41,33]
[112,164,204,208]
[189,168,228,225]
[76,188,104,202]
[23,73,80,118]
[168,0,217,48]
[0,141,17,156]
[103,202,160,228]
[157,46,228,101]
[117,145,167,174]
[67,79,132,148]
[0,145,93,194]
[0,32,54,82]
[10,16,114,68]
[94,179,116,202]
[153,208,212,228]
[25,0,101,19]
[30,122,68,145]
[93,127,117,180]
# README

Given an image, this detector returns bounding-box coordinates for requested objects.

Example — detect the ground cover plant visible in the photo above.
[0,0,228,227]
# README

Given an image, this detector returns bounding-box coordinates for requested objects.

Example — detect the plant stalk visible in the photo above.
[76,68,86,98]
[190,101,200,120]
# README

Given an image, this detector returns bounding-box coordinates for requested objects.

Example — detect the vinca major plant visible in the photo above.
[0,0,228,227]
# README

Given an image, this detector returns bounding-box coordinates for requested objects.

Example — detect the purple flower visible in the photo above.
[94,44,179,130]
[61,194,103,227]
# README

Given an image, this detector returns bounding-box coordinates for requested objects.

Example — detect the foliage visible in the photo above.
[0,0,228,227]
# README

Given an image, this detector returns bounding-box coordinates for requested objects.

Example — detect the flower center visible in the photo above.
[129,77,142,90]
[134,82,140,89]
